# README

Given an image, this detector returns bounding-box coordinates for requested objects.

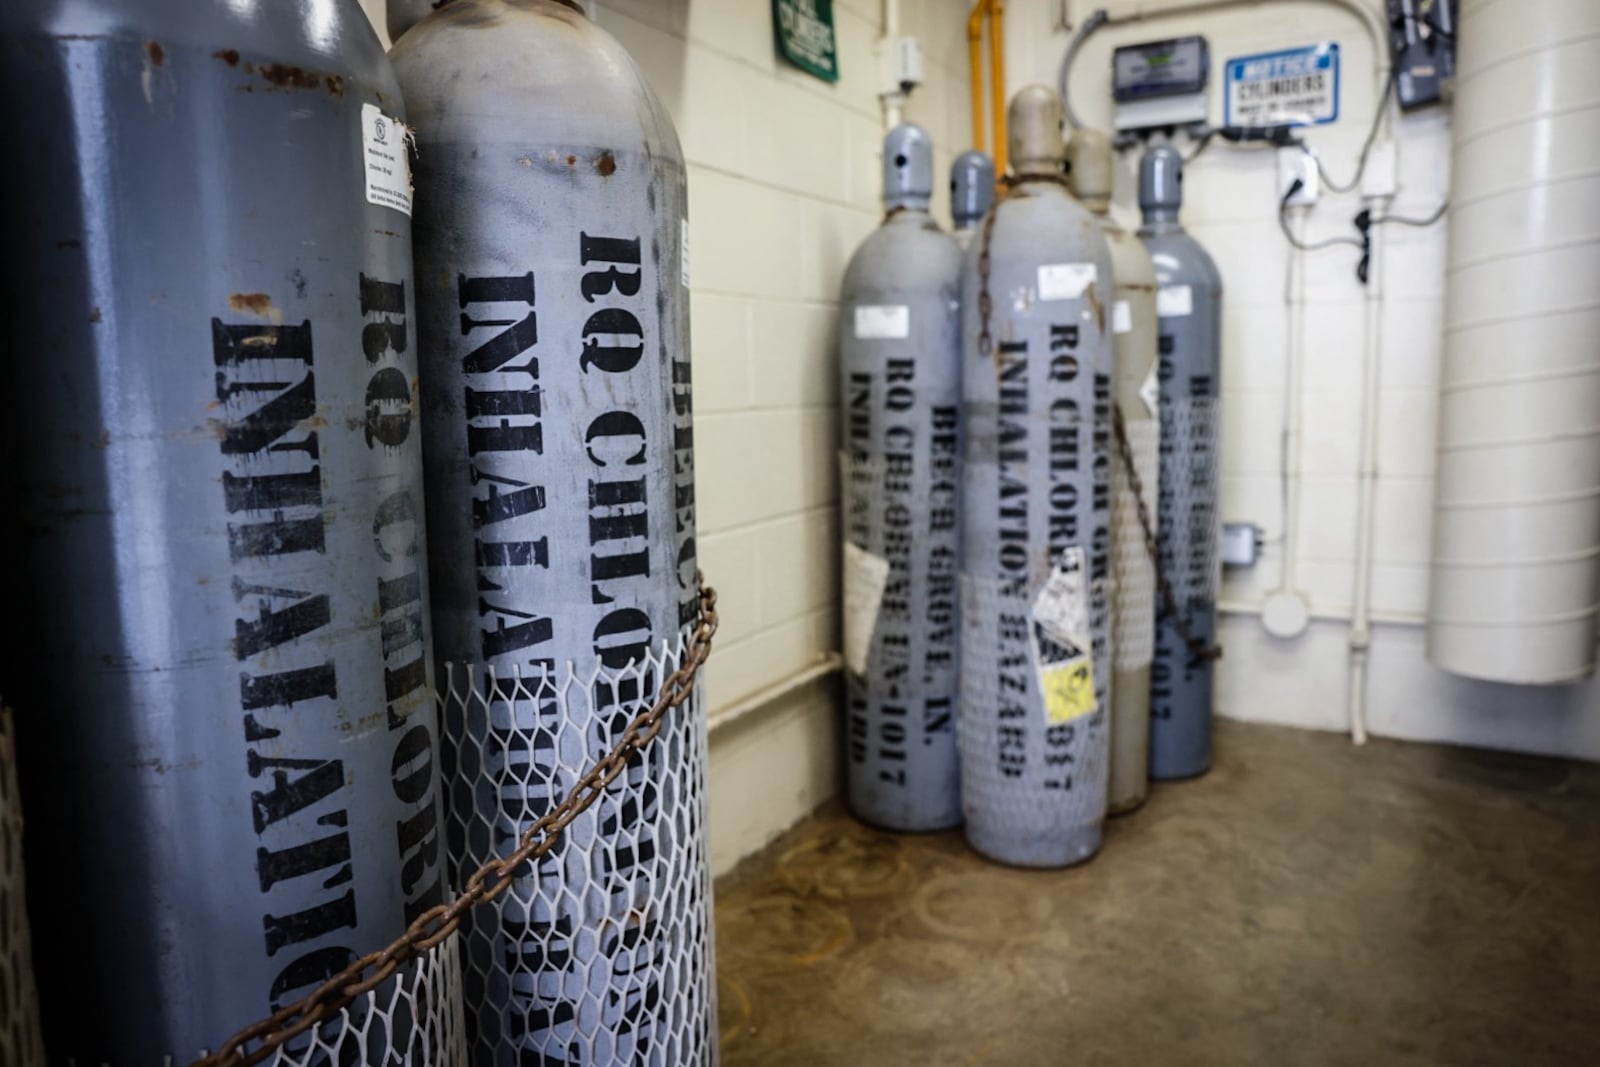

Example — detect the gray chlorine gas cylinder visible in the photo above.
[1138,145,1223,781]
[951,150,996,251]
[839,124,963,832]
[1068,128,1160,815]
[959,87,1115,868]
[391,2,712,1063]
[0,1,441,1060]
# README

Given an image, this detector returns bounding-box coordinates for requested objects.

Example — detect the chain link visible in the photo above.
[977,173,1071,359]
[1111,405,1223,668]
[195,576,720,1067]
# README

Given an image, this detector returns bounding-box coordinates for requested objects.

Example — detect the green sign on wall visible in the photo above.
[772,0,839,83]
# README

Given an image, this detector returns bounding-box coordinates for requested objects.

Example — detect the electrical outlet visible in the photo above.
[1277,146,1319,206]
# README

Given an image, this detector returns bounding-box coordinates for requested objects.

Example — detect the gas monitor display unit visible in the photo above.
[1112,35,1210,131]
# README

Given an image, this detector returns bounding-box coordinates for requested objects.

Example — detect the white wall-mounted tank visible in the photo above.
[1427,0,1600,683]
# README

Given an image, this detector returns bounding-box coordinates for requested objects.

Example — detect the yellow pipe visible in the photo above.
[967,1,987,154]
[988,0,1006,178]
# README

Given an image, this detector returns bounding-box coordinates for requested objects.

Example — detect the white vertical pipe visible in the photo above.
[879,0,904,132]
[1348,212,1385,746]
[1278,222,1306,599]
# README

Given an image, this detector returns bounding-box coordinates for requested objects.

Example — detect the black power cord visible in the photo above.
[1278,178,1365,253]
[1376,202,1449,227]
[1318,75,1395,194]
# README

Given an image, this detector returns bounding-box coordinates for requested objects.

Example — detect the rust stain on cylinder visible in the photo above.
[145,41,165,66]
[1085,285,1105,335]
[213,48,240,67]
[596,151,617,177]
[228,292,274,316]
[239,63,345,96]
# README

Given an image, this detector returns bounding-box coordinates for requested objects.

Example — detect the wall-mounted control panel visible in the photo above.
[1112,35,1210,131]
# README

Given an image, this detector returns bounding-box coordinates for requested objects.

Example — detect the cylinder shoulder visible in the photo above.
[843,216,964,295]
[1142,230,1222,292]
[1101,220,1157,289]
[390,0,680,162]
[984,188,1113,270]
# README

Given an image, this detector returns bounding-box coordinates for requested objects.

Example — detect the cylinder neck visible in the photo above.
[1139,144,1185,229]
[1142,207,1181,228]
[950,150,995,230]
[391,0,587,39]
[1008,86,1066,178]
[1066,128,1113,216]
[882,123,935,216]
[388,0,442,39]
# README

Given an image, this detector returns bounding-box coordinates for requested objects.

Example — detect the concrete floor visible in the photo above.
[712,721,1600,1066]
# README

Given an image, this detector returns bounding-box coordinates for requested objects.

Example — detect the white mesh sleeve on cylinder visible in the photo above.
[1,709,46,1067]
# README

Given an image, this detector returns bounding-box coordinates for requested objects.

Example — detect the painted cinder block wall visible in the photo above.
[362,0,1600,874]
[361,0,975,873]
[1010,0,1600,760]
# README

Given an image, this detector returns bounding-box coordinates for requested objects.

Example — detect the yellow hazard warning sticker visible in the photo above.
[1038,655,1097,724]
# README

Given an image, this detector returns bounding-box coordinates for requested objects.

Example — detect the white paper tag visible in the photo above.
[843,542,892,676]
[361,104,412,217]
[1158,284,1193,318]
[854,305,910,340]
[681,219,691,288]
[1037,263,1098,301]
[1030,547,1097,724]
[1032,547,1090,651]
[1113,299,1132,334]
[1139,362,1161,417]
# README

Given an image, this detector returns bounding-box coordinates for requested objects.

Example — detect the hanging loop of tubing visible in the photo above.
[967,0,1007,180]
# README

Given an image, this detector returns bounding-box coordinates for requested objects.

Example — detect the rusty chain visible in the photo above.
[1112,404,1223,668]
[977,172,1072,360]
[195,576,719,1067]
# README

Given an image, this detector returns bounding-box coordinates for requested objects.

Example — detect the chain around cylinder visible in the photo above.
[976,173,1073,360]
[196,577,720,1067]
[1112,404,1223,668]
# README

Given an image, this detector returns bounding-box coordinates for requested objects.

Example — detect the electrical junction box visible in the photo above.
[879,34,924,94]
[1220,523,1264,567]
[1112,35,1210,131]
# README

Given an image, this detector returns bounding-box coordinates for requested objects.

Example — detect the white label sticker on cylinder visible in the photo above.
[361,104,412,217]
[1113,300,1132,334]
[854,305,911,339]
[1158,284,1194,318]
[1033,547,1090,650]
[681,219,691,288]
[843,542,892,676]
[1038,263,1098,301]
